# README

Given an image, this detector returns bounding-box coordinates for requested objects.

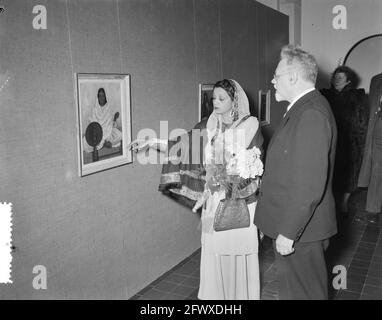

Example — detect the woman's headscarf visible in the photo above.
[206,79,250,141]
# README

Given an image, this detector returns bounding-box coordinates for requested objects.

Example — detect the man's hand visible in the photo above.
[276,234,295,256]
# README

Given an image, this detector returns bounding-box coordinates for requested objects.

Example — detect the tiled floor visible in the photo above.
[130,189,382,300]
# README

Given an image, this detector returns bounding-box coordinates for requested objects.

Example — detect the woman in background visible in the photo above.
[321,66,369,213]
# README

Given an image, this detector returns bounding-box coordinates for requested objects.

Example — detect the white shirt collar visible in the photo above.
[285,87,316,114]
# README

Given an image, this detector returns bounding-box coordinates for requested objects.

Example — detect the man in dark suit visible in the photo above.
[358,73,382,213]
[255,45,338,299]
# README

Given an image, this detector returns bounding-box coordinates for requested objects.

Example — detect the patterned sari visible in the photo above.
[158,119,208,209]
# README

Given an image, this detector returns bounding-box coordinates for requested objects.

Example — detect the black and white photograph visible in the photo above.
[1,0,382,306]
[76,73,132,176]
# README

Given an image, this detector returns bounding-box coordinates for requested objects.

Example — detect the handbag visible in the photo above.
[213,197,250,232]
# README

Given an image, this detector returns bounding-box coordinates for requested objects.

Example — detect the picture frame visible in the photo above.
[76,73,132,176]
[198,83,214,122]
[258,89,271,126]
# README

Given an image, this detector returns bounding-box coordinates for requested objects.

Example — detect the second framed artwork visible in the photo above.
[76,73,132,176]
[198,84,214,122]
[258,89,271,126]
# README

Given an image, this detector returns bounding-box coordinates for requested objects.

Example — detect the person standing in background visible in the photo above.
[321,66,369,214]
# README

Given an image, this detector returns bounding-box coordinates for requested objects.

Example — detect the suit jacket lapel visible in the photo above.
[267,90,320,150]
[268,112,290,150]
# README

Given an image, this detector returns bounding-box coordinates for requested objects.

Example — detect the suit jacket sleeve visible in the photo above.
[279,109,332,240]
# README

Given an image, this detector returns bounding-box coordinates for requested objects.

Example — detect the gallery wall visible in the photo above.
[301,0,382,90]
[0,0,287,299]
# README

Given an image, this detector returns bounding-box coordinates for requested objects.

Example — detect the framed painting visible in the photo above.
[258,89,271,126]
[76,73,132,176]
[198,83,214,122]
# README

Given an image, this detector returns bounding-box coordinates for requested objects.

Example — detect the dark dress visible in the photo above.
[321,86,369,193]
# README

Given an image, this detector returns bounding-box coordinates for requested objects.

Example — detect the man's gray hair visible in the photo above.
[281,45,318,84]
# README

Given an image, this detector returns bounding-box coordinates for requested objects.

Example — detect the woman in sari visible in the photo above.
[130,79,263,300]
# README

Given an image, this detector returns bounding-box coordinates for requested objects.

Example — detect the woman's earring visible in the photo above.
[230,97,239,121]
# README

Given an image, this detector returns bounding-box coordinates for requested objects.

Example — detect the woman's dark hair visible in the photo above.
[97,87,107,104]
[98,87,106,96]
[331,65,360,89]
[213,79,236,100]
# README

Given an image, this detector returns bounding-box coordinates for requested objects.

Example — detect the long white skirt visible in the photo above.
[198,191,260,300]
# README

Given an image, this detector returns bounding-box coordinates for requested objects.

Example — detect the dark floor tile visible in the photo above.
[190,248,201,257]
[343,281,364,293]
[355,247,374,256]
[261,293,278,300]
[154,280,177,293]
[369,261,382,271]
[362,285,382,298]
[172,285,196,297]
[374,251,382,258]
[265,265,277,273]
[360,294,382,300]
[341,241,360,249]
[335,290,360,300]
[330,258,352,268]
[373,246,382,256]
[347,273,367,284]
[358,241,376,248]
[163,273,189,284]
[184,260,201,268]
[367,268,382,278]
[365,225,381,232]
[190,268,200,277]
[345,226,365,233]
[190,255,201,261]
[136,284,155,296]
[347,266,369,276]
[372,255,382,264]
[334,251,356,260]
[361,236,380,243]
[328,288,339,300]
[162,293,186,300]
[262,280,279,294]
[181,277,200,288]
[260,263,272,273]
[174,263,199,276]
[365,276,382,287]
[362,228,380,235]
[185,288,199,300]
[149,277,165,287]
[353,252,373,261]
[140,288,167,300]
[349,259,371,269]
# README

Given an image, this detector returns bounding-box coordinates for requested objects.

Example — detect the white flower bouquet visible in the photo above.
[192,142,263,212]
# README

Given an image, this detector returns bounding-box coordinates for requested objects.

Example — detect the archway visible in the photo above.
[343,34,382,93]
